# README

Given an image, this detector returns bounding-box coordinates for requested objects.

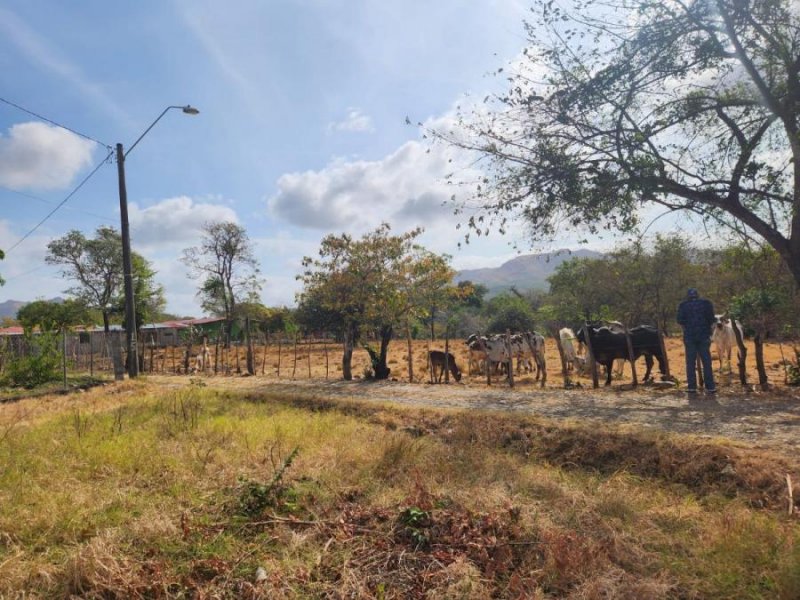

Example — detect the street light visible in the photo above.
[117,105,199,378]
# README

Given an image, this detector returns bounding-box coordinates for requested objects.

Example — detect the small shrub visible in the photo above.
[236,446,300,516]
[1,331,62,388]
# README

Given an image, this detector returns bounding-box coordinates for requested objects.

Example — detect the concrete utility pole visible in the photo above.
[116,105,199,379]
[116,142,138,378]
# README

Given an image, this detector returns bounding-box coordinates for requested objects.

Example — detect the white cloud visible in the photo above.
[327,108,374,133]
[128,196,239,250]
[267,139,469,233]
[0,122,95,190]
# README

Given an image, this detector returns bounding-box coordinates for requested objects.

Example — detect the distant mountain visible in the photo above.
[455,249,604,296]
[0,297,65,320]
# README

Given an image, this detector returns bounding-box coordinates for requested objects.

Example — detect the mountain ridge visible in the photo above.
[455,249,603,295]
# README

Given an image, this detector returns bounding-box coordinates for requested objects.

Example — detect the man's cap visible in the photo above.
[687,288,699,298]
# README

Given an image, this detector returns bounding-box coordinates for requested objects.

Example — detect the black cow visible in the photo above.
[576,324,665,386]
[429,350,462,382]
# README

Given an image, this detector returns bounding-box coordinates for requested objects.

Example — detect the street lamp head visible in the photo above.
[182,105,200,115]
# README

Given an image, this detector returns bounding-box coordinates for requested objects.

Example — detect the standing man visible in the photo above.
[677,288,717,394]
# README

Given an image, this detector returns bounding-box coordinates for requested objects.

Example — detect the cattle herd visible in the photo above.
[426,315,745,388]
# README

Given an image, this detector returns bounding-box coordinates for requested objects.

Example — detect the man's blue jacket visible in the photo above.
[677,297,715,340]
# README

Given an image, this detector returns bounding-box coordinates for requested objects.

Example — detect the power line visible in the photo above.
[5,148,114,254]
[0,96,112,149]
[0,185,114,222]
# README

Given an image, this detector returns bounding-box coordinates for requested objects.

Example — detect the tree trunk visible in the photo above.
[731,319,748,386]
[754,333,769,391]
[374,324,393,380]
[406,319,414,383]
[342,328,355,381]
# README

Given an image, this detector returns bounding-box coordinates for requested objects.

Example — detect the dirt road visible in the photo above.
[170,374,800,459]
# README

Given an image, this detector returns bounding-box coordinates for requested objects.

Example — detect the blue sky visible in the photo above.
[0,0,663,316]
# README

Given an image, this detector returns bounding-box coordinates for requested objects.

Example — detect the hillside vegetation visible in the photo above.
[1,381,798,598]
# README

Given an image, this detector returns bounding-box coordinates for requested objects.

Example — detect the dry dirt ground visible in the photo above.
[147,337,800,467]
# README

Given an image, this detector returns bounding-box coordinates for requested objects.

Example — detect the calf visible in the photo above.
[429,350,462,382]
[577,324,665,386]
[465,334,488,374]
[711,314,743,371]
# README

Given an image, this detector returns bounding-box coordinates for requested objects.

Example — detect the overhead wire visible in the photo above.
[0,185,114,222]
[0,95,112,150]
[5,148,115,253]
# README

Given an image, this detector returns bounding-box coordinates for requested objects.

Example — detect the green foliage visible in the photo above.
[485,293,536,333]
[236,446,300,517]
[17,299,90,333]
[1,331,62,388]
[181,221,262,322]
[45,226,161,331]
[433,0,800,286]
[399,506,432,549]
[299,223,454,378]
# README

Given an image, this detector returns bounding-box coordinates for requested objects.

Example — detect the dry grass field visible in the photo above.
[2,334,799,597]
[0,379,799,598]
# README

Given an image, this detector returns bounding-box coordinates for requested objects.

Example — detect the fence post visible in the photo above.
[624,324,638,387]
[292,333,298,379]
[552,326,569,387]
[277,339,282,377]
[261,332,268,375]
[583,323,599,389]
[308,337,312,378]
[62,329,68,390]
[505,330,514,388]
[657,325,671,379]
[444,332,450,384]
[246,317,255,375]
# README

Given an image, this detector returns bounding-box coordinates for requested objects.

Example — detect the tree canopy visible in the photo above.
[17,299,90,333]
[435,0,800,286]
[298,224,455,380]
[46,226,163,332]
[181,221,261,325]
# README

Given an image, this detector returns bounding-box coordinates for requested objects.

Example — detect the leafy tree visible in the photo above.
[181,221,261,335]
[435,0,800,286]
[454,280,488,310]
[117,253,166,330]
[299,224,454,380]
[46,227,160,333]
[546,257,617,323]
[484,293,537,333]
[17,299,90,333]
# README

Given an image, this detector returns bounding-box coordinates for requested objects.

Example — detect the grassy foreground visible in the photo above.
[0,381,799,598]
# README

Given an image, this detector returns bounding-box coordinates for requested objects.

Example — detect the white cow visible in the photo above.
[191,343,212,374]
[559,327,586,373]
[711,314,743,371]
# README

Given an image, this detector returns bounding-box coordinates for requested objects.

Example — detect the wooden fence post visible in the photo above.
[624,324,638,387]
[444,333,450,384]
[308,338,312,378]
[583,323,599,389]
[657,325,671,379]
[505,330,514,388]
[62,329,68,390]
[261,333,268,375]
[551,326,569,387]
[292,333,298,379]
[324,341,329,379]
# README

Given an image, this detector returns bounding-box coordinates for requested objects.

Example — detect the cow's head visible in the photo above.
[714,314,731,329]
